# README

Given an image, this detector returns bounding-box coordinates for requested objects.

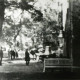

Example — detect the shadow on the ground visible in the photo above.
[1,59,80,80]
[0,72,80,80]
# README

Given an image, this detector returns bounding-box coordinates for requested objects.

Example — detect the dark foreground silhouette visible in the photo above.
[0,71,80,80]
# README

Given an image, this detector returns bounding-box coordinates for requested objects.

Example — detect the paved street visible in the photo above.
[0,58,43,73]
[0,58,80,80]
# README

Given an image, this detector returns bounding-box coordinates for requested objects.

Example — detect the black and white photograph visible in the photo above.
[0,0,80,80]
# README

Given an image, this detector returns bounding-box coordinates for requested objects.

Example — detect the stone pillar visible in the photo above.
[44,46,50,55]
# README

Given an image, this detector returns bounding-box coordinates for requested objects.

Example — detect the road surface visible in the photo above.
[0,58,80,80]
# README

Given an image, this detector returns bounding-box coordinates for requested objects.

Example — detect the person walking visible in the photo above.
[25,49,30,65]
[10,49,15,60]
[0,47,3,65]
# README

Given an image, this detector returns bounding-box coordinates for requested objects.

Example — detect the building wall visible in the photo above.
[70,0,80,66]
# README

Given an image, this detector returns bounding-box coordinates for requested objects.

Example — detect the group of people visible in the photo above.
[8,49,18,60]
[0,46,63,66]
[0,47,30,66]
[8,48,33,66]
[0,45,64,66]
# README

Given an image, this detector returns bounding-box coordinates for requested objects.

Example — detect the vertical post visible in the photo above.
[43,59,45,72]
[69,0,73,64]
[20,18,23,50]
[61,3,66,57]
[0,0,4,37]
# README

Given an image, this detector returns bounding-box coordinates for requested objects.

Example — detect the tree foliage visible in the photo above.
[2,0,61,49]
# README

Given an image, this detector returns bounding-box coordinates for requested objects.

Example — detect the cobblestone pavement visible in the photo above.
[0,58,80,80]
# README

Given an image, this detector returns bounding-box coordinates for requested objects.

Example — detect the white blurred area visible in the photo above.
[1,0,69,58]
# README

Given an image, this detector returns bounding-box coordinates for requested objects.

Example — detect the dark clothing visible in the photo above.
[15,52,18,58]
[0,50,3,58]
[25,50,30,65]
[25,51,30,61]
[10,50,15,60]
[0,50,3,65]
[30,50,36,60]
[26,61,29,65]
[30,50,35,55]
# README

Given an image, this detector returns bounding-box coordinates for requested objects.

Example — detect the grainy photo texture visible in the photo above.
[0,0,80,80]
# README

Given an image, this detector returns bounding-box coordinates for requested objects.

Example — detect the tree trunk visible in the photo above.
[0,0,4,37]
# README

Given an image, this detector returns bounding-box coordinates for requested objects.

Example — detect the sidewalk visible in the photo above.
[0,58,80,80]
[0,58,43,73]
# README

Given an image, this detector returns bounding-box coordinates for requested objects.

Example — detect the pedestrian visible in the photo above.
[14,49,18,58]
[10,50,15,60]
[25,49,30,65]
[0,47,3,65]
[15,51,18,58]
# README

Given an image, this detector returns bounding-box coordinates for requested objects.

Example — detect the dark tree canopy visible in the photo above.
[4,0,43,22]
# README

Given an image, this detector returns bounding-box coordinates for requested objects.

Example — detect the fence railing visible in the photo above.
[43,58,73,72]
